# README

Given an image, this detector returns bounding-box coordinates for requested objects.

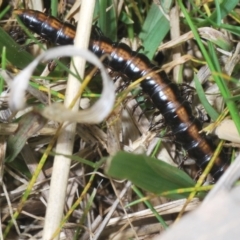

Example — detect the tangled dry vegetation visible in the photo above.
[1,0,240,239]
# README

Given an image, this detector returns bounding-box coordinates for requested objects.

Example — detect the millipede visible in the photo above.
[13,9,229,181]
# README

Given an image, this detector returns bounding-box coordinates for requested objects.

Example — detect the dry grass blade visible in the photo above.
[107,198,200,226]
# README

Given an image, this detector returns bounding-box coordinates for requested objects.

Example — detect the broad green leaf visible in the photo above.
[139,2,171,59]
[97,0,117,41]
[105,151,195,199]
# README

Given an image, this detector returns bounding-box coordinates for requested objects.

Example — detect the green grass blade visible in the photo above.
[195,0,239,26]
[0,46,6,93]
[194,74,219,121]
[132,185,168,229]
[210,0,238,23]
[178,0,240,134]
[213,0,221,25]
[0,4,11,19]
[51,0,58,16]
[218,23,240,37]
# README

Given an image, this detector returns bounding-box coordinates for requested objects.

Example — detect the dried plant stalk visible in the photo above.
[42,1,96,239]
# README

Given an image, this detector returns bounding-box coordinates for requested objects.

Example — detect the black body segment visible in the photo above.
[14,9,75,45]
[14,9,229,180]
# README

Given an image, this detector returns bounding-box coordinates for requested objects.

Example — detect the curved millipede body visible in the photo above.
[14,9,229,181]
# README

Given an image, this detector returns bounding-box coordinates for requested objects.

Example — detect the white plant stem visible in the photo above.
[42,1,96,239]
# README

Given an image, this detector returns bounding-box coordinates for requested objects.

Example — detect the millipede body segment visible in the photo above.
[14,9,229,180]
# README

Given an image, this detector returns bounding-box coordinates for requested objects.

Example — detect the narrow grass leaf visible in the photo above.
[5,112,47,162]
[210,0,239,23]
[51,0,58,16]
[196,0,239,26]
[194,74,219,121]
[0,27,41,70]
[218,23,240,37]
[0,46,6,93]
[178,0,240,134]
[0,5,11,19]
[213,0,221,25]
[132,185,168,229]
